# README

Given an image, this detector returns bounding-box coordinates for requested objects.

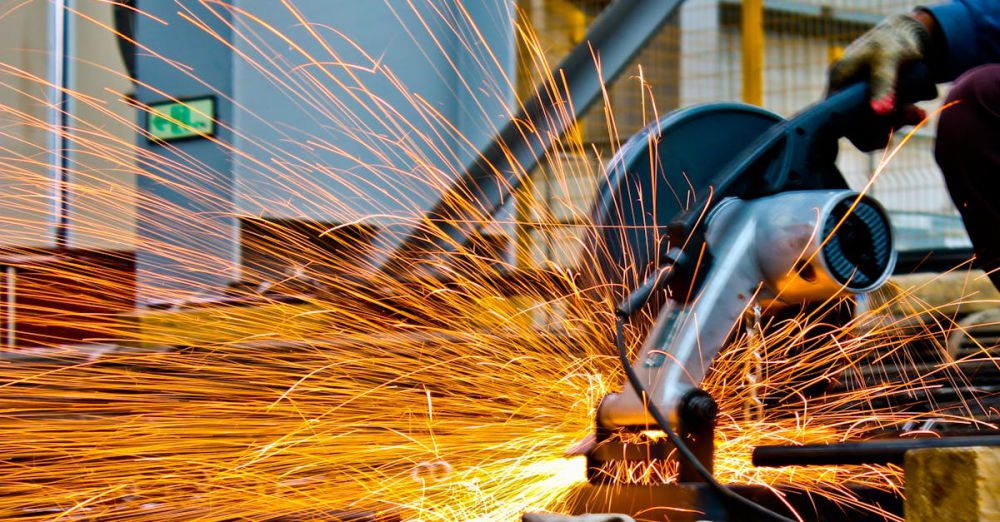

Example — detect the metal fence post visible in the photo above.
[741,0,764,106]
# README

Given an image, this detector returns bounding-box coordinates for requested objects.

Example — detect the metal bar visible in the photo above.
[752,435,1000,467]
[374,0,687,277]
[741,0,764,106]
[48,0,72,249]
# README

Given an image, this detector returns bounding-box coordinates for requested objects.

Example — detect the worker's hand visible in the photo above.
[522,514,635,522]
[829,13,931,116]
[827,13,939,151]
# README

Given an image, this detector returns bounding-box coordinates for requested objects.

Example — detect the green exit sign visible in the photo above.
[147,96,216,142]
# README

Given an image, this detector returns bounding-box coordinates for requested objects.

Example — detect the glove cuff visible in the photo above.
[886,13,932,58]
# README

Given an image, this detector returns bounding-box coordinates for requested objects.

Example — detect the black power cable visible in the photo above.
[613,266,795,522]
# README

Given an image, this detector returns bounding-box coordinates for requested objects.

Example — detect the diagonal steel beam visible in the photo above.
[374,0,687,276]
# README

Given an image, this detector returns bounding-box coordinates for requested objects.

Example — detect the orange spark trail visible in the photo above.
[0,2,995,521]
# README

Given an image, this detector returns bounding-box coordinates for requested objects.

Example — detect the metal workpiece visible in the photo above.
[597,190,896,431]
[753,435,1000,467]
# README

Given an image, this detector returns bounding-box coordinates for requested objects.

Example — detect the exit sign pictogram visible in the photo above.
[147,96,216,142]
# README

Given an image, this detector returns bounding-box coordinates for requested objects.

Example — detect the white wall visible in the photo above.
[67,0,137,250]
[231,0,517,227]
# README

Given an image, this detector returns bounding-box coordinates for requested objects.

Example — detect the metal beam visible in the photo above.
[48,0,72,249]
[374,0,686,277]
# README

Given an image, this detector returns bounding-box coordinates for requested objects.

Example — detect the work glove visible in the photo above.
[828,13,935,151]
[830,14,930,115]
[522,515,635,522]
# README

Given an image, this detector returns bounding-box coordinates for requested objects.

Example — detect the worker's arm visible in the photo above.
[923,0,1000,82]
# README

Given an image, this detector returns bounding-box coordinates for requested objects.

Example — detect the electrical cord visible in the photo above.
[614,269,796,522]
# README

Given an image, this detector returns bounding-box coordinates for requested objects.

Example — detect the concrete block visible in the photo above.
[906,446,1000,522]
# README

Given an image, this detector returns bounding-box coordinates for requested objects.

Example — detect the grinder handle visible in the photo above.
[816,60,939,142]
[760,60,939,192]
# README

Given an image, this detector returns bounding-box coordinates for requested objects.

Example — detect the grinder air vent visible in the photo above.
[821,196,893,290]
